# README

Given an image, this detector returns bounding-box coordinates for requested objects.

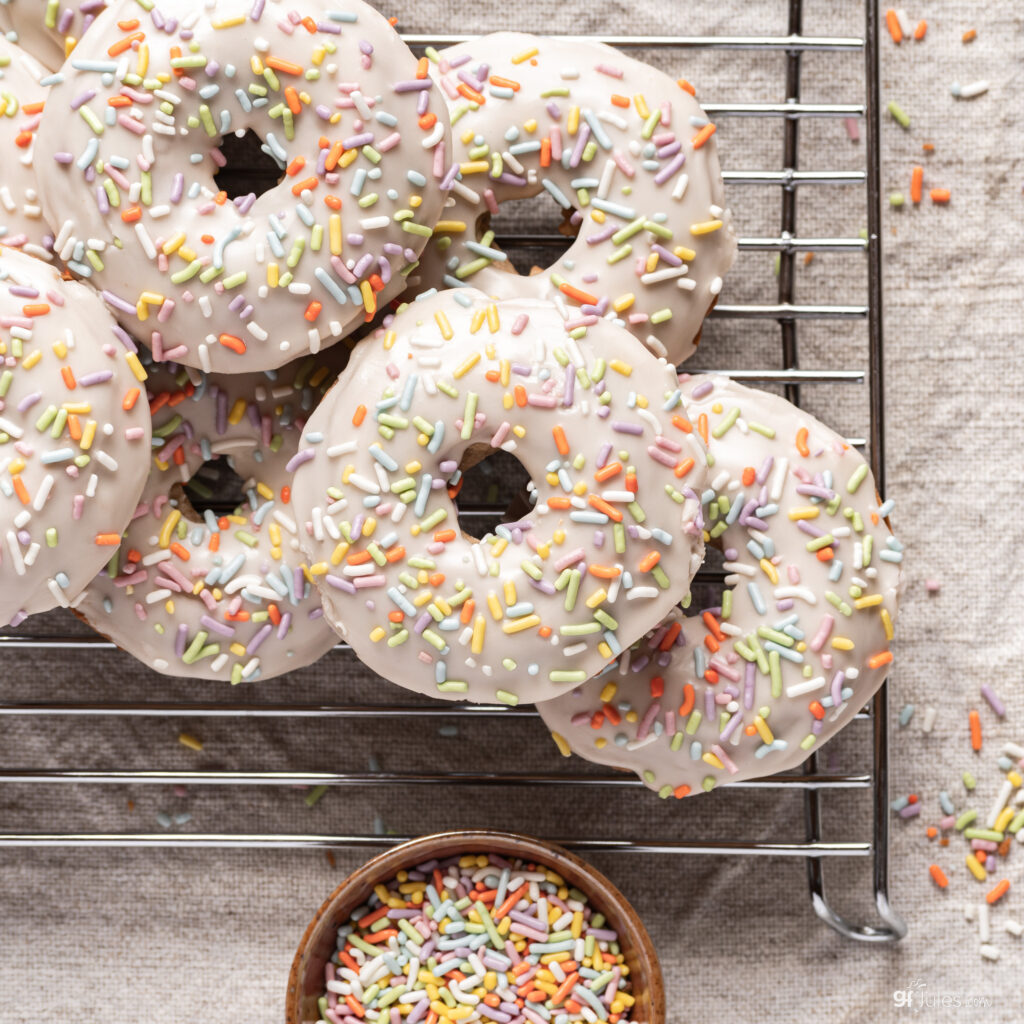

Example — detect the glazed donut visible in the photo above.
[538,375,903,797]
[0,0,105,72]
[76,350,346,681]
[33,0,452,373]
[289,287,708,705]
[0,38,55,262]
[0,245,152,626]
[414,31,735,365]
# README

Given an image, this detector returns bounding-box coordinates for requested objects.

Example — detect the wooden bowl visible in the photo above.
[286,830,665,1023]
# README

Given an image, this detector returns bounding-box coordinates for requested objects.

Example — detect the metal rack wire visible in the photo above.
[0,0,906,943]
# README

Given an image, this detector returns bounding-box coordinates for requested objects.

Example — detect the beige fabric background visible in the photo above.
[2,1,1022,1021]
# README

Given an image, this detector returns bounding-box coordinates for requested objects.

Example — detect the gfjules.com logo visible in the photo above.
[893,979,994,1011]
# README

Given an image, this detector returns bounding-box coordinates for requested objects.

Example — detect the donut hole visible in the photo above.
[452,446,533,541]
[484,192,577,277]
[178,457,251,520]
[213,129,285,201]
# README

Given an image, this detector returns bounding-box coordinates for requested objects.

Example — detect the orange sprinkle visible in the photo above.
[588,564,622,579]
[551,972,580,1007]
[218,333,246,354]
[795,427,810,456]
[433,529,456,544]
[266,56,303,75]
[280,485,291,505]
[352,404,367,427]
[922,142,935,153]
[343,995,365,1018]
[815,547,834,562]
[428,572,445,588]
[12,476,30,505]
[22,303,50,317]
[107,31,145,57]
[304,301,323,322]
[540,138,551,167]
[928,864,948,889]
[546,496,572,510]
[696,413,708,446]
[649,675,664,699]
[456,83,486,105]
[671,413,693,433]
[291,176,318,196]
[21,101,44,116]
[267,604,281,626]
[659,621,682,651]
[885,9,902,44]
[514,385,527,408]
[962,29,976,43]
[741,466,757,487]
[285,156,306,176]
[969,708,982,751]
[284,86,302,115]
[867,650,894,670]
[67,414,81,441]
[677,79,696,96]
[120,205,142,223]
[638,551,661,573]
[926,826,938,839]
[384,545,406,564]
[809,701,826,721]
[417,112,437,130]
[702,611,725,642]
[116,18,140,30]
[987,879,1010,904]
[610,94,630,108]
[460,599,475,625]
[324,194,342,211]
[95,533,122,546]
[910,165,924,204]
[300,15,317,33]
[691,123,717,149]
[213,190,228,206]
[559,282,599,306]
[625,471,638,493]
[538,625,552,639]
[914,19,927,41]
[14,131,34,148]
[588,494,623,522]
[930,188,951,204]
[552,425,569,455]
[415,56,429,79]
[673,784,691,798]
[593,461,622,483]
[169,542,190,562]
[489,76,521,91]
[107,95,132,109]
[347,550,372,566]
[673,456,695,479]
[325,141,345,171]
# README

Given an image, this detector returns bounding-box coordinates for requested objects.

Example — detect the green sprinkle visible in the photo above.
[887,100,910,128]
[954,809,977,830]
[304,785,328,808]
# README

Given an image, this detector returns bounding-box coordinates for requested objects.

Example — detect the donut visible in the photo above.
[412,31,735,365]
[537,375,903,797]
[0,245,152,626]
[32,0,453,373]
[289,287,708,705]
[0,0,105,72]
[75,350,347,681]
[0,37,55,262]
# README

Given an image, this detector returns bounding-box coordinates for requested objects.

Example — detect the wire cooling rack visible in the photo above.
[0,0,906,943]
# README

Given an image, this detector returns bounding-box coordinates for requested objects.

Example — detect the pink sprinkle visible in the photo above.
[844,117,860,141]
[925,578,941,592]
[594,62,624,78]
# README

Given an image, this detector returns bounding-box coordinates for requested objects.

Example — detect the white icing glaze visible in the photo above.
[412,32,735,364]
[32,0,452,372]
[0,37,56,262]
[538,375,903,797]
[0,0,106,72]
[0,244,152,626]
[289,287,708,705]
[76,350,344,680]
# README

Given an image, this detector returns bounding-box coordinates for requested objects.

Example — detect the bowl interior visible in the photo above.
[286,829,665,1023]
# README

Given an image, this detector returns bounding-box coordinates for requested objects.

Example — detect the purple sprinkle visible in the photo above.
[980,684,1006,718]
[611,421,643,435]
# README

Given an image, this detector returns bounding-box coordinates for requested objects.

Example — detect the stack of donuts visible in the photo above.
[0,0,902,799]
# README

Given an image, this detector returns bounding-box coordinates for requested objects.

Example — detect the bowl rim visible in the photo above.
[285,828,665,1024]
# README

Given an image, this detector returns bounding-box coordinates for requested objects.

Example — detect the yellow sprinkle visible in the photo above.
[880,608,894,641]
[702,751,724,770]
[360,279,374,313]
[158,508,181,549]
[788,506,820,521]
[691,219,724,235]
[227,398,247,425]
[212,14,246,28]
[80,420,97,450]
[329,214,342,255]
[634,93,650,118]
[453,353,480,378]
[178,732,203,751]
[753,715,774,744]
[644,252,659,273]
[308,561,328,577]
[136,43,148,77]
[490,536,508,557]
[854,594,883,609]
[599,681,617,704]
[486,592,503,621]
[499,360,510,387]
[469,309,487,334]
[551,731,571,757]
[567,105,580,136]
[61,403,90,415]
[597,642,612,659]
[759,558,779,584]
[503,580,517,606]
[339,148,358,169]
[511,47,539,64]
[52,340,68,360]
[1008,770,1023,788]
[486,303,500,333]
[585,588,607,609]
[162,232,186,255]
[609,359,632,377]
[433,220,467,233]
[434,310,454,341]
[21,350,41,371]
[125,351,148,382]
[471,615,486,654]
[459,160,490,175]
[966,854,987,881]
[369,626,387,643]
[995,807,1015,833]
[383,330,396,351]
[267,262,279,287]
[512,425,526,438]
[612,293,635,313]
[830,636,855,651]
[673,245,697,261]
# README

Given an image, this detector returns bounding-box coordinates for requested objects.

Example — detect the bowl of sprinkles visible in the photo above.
[286,830,664,1024]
